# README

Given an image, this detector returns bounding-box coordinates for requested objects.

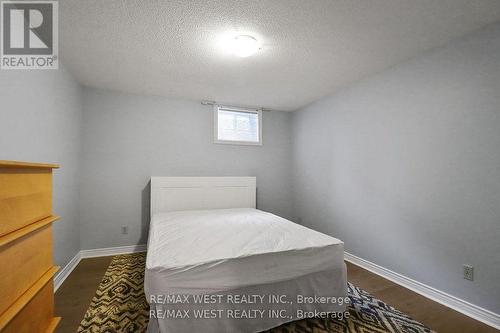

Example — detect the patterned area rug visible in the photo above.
[77,253,434,333]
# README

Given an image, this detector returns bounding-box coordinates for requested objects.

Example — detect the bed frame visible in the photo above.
[147,177,347,333]
[150,177,256,216]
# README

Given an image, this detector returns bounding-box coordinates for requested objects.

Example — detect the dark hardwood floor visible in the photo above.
[55,256,113,333]
[347,263,498,333]
[54,257,499,333]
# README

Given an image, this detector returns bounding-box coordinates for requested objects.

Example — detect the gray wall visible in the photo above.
[292,23,500,312]
[0,66,83,269]
[80,87,293,250]
[2,21,498,316]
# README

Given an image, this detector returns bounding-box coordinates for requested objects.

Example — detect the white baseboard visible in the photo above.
[53,244,147,292]
[344,251,500,330]
[54,251,82,292]
[80,244,147,258]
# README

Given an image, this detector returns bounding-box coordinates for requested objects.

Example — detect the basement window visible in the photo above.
[214,105,262,145]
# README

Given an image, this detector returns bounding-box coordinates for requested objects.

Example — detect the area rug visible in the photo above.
[77,253,434,333]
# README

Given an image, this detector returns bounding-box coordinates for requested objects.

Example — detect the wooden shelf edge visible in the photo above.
[0,160,59,169]
[44,317,61,333]
[0,266,59,331]
[0,215,60,248]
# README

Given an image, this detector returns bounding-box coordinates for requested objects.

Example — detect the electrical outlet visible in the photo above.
[121,226,128,235]
[463,265,474,281]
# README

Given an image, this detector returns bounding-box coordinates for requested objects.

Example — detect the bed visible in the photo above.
[145,177,347,333]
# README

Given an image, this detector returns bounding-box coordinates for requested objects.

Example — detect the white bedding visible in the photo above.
[145,208,344,294]
[145,208,347,333]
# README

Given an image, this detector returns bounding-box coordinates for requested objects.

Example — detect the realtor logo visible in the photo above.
[1,1,58,69]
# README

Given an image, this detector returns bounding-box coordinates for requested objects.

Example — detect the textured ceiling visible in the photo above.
[60,0,500,111]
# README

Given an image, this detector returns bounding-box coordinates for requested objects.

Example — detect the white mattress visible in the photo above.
[147,269,347,333]
[145,208,344,294]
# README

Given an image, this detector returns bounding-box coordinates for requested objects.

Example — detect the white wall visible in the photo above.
[292,23,500,313]
[79,87,294,250]
[0,66,83,269]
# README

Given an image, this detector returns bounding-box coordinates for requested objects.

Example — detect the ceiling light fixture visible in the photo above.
[229,35,260,57]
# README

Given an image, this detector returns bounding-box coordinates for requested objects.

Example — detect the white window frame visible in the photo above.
[213,105,263,146]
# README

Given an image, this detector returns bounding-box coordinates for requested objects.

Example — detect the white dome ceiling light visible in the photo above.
[229,35,260,57]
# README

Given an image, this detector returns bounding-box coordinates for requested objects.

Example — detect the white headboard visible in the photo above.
[150,177,256,216]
